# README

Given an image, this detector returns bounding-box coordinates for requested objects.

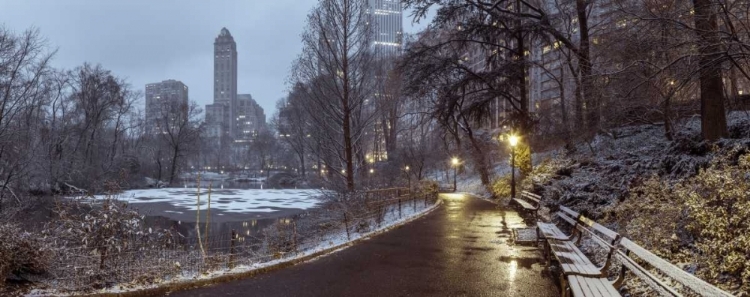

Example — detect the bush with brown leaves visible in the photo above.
[0,224,51,288]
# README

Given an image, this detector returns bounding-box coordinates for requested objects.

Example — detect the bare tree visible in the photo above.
[0,27,55,213]
[274,83,312,177]
[292,0,377,191]
[611,0,739,141]
[155,101,202,185]
[373,56,402,157]
[248,128,277,176]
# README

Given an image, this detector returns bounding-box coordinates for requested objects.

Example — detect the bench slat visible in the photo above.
[563,254,620,296]
[581,227,614,250]
[520,191,541,203]
[578,215,618,241]
[560,205,579,219]
[593,277,620,296]
[569,276,602,296]
[619,238,733,297]
[615,252,681,296]
[578,276,620,296]
[538,222,567,239]
[512,198,537,210]
[569,276,587,297]
[548,239,600,276]
[557,211,577,226]
[558,207,619,245]
[521,190,540,198]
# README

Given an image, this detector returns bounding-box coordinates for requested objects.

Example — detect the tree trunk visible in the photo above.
[169,148,179,185]
[516,0,529,120]
[156,149,163,182]
[693,0,728,141]
[576,0,598,133]
[664,95,674,141]
[298,149,306,177]
[559,66,568,128]
[387,107,398,156]
[343,108,355,191]
[467,133,491,187]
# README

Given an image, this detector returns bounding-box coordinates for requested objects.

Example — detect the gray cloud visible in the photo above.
[0,0,433,119]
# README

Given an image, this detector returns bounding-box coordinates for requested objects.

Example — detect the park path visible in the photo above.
[168,193,558,297]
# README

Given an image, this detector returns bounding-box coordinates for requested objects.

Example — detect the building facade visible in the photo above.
[235,94,266,144]
[368,0,403,57]
[203,103,229,139]
[145,79,189,135]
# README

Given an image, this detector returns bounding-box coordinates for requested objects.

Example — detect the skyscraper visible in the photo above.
[208,27,238,138]
[145,79,189,135]
[368,0,403,57]
[365,1,403,162]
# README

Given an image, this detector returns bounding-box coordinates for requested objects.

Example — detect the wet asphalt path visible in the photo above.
[169,193,558,297]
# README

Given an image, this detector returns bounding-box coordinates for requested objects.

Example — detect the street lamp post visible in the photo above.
[508,135,519,199]
[451,157,459,192]
[405,166,411,189]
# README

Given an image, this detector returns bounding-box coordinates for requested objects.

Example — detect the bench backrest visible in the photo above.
[559,206,619,243]
[556,210,578,226]
[520,191,541,204]
[619,238,733,297]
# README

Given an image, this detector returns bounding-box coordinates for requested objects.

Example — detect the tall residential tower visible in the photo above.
[206,27,238,139]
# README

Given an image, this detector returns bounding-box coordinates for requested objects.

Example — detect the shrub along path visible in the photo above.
[168,193,557,296]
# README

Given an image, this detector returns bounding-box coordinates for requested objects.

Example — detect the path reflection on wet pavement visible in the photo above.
[170,193,558,297]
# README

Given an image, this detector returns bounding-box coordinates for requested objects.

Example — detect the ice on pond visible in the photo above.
[92,188,325,213]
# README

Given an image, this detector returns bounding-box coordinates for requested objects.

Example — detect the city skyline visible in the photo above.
[0,0,434,120]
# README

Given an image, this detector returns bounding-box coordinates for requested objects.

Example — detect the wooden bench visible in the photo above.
[537,206,620,297]
[613,238,733,296]
[511,191,542,218]
[539,205,733,297]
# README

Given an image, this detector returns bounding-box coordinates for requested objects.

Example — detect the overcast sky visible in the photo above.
[0,0,433,118]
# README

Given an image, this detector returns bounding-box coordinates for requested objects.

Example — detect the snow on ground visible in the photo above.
[94,188,325,213]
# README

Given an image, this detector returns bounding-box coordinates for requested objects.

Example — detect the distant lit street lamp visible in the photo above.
[451,157,459,192]
[508,134,519,199]
[404,166,411,189]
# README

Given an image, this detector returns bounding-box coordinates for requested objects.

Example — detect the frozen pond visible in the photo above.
[91,188,327,223]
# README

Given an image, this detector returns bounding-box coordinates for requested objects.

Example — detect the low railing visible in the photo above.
[364,187,409,200]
